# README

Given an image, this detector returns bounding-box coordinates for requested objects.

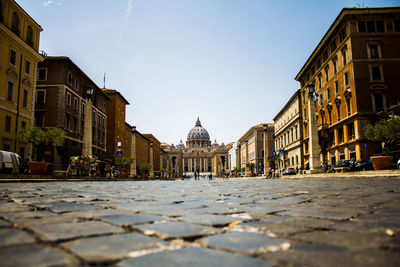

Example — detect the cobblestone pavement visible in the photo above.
[0,178,399,266]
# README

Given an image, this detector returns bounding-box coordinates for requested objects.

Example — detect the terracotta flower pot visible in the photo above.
[370,156,392,170]
[28,161,48,175]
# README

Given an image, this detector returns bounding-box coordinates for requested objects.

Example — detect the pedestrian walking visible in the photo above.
[267,166,272,178]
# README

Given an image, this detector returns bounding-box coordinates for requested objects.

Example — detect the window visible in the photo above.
[22,89,28,108]
[327,87,331,100]
[318,74,322,89]
[66,92,71,106]
[342,49,347,65]
[325,67,329,82]
[65,113,70,129]
[38,68,47,80]
[339,27,347,42]
[21,121,26,129]
[6,81,14,102]
[331,152,336,164]
[75,79,79,90]
[376,21,384,32]
[346,98,351,116]
[333,59,337,74]
[371,66,382,81]
[68,72,72,84]
[26,26,33,47]
[335,81,339,94]
[9,48,17,66]
[328,109,332,125]
[337,103,341,121]
[344,72,349,87]
[358,21,366,32]
[316,59,321,69]
[73,116,77,132]
[374,94,384,112]
[348,122,355,140]
[338,127,344,143]
[369,44,379,59]
[395,20,400,32]
[35,111,44,127]
[367,21,375,32]
[24,59,31,75]
[11,12,20,36]
[331,40,337,53]
[81,103,85,115]
[329,131,335,147]
[73,97,78,111]
[5,116,11,132]
[339,149,345,160]
[349,147,356,160]
[36,90,45,103]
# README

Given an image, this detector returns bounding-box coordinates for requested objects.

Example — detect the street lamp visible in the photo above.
[262,124,268,175]
[82,87,94,156]
[306,83,322,173]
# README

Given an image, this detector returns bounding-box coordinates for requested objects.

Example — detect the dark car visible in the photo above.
[355,159,373,171]
[328,159,357,172]
[282,167,296,175]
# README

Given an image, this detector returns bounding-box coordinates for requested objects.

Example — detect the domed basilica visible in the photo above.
[161,118,233,176]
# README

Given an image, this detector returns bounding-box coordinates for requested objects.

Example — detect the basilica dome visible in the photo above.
[187,117,211,148]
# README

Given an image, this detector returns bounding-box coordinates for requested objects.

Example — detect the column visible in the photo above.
[82,98,92,155]
[130,129,137,177]
[263,126,270,174]
[149,142,154,177]
[308,88,322,172]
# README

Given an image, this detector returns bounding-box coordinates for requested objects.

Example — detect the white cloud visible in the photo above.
[120,0,133,39]
[43,0,63,7]
[43,0,53,7]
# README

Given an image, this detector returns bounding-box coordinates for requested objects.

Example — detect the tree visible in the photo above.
[246,162,255,174]
[18,126,65,161]
[233,166,241,174]
[115,157,134,172]
[139,163,152,175]
[365,115,400,155]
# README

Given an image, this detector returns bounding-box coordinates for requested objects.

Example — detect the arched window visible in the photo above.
[11,12,20,36]
[0,1,4,23]
[26,26,33,47]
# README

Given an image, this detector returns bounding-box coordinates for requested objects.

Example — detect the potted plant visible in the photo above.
[139,163,152,179]
[365,115,400,170]
[246,162,256,177]
[233,166,241,177]
[115,157,134,177]
[18,126,65,175]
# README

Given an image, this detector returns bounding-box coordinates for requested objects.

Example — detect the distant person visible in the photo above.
[267,167,272,178]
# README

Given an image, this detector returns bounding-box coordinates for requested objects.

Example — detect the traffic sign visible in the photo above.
[116,150,122,157]
[363,143,368,149]
[272,150,276,157]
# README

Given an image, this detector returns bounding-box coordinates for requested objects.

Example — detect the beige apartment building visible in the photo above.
[238,123,274,175]
[273,90,303,171]
[295,7,400,165]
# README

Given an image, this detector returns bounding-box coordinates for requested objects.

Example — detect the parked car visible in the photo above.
[355,159,373,171]
[328,159,357,172]
[282,167,296,175]
[0,150,23,174]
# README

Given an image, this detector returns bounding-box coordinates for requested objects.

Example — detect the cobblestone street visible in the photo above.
[0,177,399,266]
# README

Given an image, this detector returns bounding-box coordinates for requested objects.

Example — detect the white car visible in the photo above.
[0,150,23,174]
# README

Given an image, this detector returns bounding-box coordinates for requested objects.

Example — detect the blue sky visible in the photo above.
[18,0,400,145]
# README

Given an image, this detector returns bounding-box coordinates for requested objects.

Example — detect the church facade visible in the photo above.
[161,118,233,176]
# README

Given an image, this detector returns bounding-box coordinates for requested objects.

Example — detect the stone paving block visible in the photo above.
[0,243,78,266]
[382,236,400,251]
[11,214,78,228]
[277,207,355,220]
[199,231,290,254]
[116,247,273,267]
[31,221,124,241]
[0,228,35,247]
[0,202,31,213]
[0,210,56,220]
[62,232,168,262]
[330,219,400,233]
[291,230,390,251]
[134,221,219,239]
[45,202,106,213]
[0,219,11,228]
[100,213,168,226]
[178,214,241,226]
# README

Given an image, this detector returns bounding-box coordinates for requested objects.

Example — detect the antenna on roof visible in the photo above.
[103,73,106,89]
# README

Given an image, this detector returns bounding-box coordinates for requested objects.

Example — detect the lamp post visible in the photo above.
[82,87,93,156]
[245,140,249,175]
[130,126,137,177]
[149,141,154,177]
[307,84,322,172]
[263,124,269,175]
